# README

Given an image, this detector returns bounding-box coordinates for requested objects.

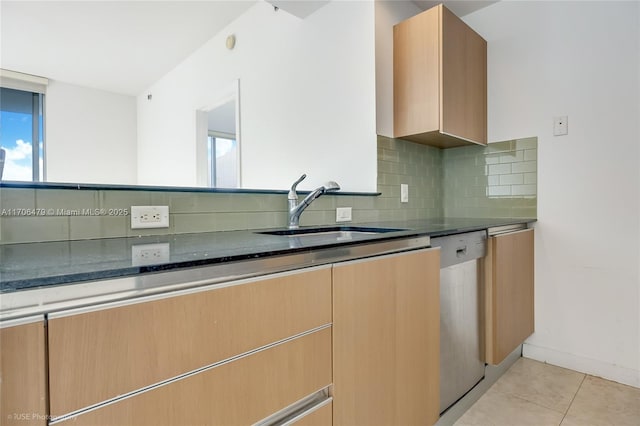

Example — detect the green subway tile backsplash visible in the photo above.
[1,216,70,244]
[2,188,35,209]
[0,136,536,244]
[36,189,100,211]
[442,137,538,218]
[373,135,443,221]
[69,216,127,241]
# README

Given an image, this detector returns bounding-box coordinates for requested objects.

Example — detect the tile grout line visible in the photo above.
[489,361,587,420]
[559,374,587,425]
[491,387,569,418]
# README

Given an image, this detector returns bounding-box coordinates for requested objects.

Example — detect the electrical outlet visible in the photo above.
[131,243,170,266]
[401,184,409,203]
[336,207,352,222]
[131,206,169,229]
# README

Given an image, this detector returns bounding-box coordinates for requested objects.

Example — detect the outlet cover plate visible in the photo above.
[131,205,170,229]
[132,243,170,266]
[336,207,352,222]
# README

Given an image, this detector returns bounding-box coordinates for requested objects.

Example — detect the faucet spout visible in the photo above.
[287,178,340,229]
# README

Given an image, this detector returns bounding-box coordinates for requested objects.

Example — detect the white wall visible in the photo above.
[46,81,137,184]
[137,1,377,192]
[465,1,640,387]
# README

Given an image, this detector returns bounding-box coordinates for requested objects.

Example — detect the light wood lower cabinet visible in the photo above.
[484,229,535,364]
[48,267,331,417]
[0,319,47,426]
[59,328,332,426]
[332,248,440,426]
[27,245,443,425]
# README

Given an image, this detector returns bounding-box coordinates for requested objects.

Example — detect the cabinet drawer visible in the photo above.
[57,327,332,426]
[0,319,47,426]
[48,267,331,417]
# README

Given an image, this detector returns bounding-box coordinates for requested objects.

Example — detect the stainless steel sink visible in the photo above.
[256,226,405,238]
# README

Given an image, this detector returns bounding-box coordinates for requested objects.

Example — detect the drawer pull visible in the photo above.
[253,388,331,426]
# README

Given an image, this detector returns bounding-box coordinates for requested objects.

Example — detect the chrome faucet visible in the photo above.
[288,174,340,229]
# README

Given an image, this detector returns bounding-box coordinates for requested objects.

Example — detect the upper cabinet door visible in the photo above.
[394,4,487,148]
[441,6,487,145]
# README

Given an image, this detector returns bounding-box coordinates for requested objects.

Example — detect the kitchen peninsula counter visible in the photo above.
[0,217,535,320]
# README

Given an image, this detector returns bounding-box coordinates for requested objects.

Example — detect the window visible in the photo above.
[208,132,239,188]
[0,70,47,182]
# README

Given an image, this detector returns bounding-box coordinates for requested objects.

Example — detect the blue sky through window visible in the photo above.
[0,109,42,181]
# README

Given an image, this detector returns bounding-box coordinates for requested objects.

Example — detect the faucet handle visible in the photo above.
[288,174,306,199]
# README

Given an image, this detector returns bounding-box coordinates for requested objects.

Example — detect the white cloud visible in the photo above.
[2,160,32,181]
[4,139,32,161]
[2,140,34,181]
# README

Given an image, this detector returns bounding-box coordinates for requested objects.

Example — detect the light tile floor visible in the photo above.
[455,358,640,426]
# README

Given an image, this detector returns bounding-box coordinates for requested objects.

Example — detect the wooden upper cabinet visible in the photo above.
[0,319,47,426]
[484,229,535,365]
[332,248,440,426]
[394,4,487,148]
[48,266,332,417]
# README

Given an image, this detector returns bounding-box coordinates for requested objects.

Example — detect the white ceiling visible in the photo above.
[0,1,498,97]
[265,0,330,18]
[412,1,498,17]
[0,1,257,96]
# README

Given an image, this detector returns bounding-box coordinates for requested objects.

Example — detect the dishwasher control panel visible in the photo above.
[430,231,486,268]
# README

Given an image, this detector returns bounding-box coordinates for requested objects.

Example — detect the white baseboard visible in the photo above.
[523,343,640,389]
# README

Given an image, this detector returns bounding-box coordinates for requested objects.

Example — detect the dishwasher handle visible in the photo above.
[431,231,486,268]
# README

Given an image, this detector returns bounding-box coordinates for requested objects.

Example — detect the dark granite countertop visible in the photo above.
[0,217,535,294]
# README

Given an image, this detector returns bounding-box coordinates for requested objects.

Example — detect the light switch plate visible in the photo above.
[336,207,352,222]
[553,116,568,136]
[401,184,409,203]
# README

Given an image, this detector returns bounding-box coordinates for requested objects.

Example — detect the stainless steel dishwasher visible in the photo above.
[431,231,487,414]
